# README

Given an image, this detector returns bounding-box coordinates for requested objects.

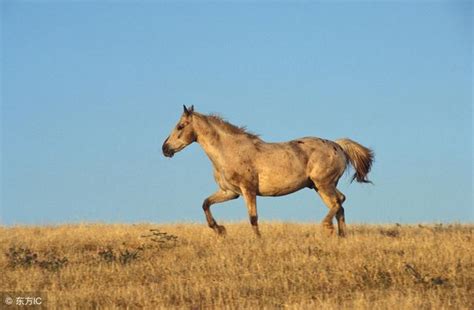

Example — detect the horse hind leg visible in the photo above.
[313,183,341,236]
[335,189,347,237]
[336,189,346,204]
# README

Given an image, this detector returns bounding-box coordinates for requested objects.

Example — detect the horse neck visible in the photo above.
[193,115,233,168]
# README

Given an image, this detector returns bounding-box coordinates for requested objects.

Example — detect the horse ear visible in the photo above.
[183,105,194,116]
[183,105,190,115]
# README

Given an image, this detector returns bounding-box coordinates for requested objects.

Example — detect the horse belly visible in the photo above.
[257,169,310,197]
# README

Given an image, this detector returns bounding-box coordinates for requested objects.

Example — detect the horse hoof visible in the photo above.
[215,225,227,236]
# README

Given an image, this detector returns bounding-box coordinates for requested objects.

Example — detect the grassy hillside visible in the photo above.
[1,223,472,309]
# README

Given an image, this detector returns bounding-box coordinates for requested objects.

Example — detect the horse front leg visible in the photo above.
[202,190,239,236]
[241,188,261,237]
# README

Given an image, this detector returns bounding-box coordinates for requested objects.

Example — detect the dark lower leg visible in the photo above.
[250,215,261,237]
[336,207,346,237]
[203,203,226,235]
[202,201,216,228]
[242,188,260,237]
[336,189,346,204]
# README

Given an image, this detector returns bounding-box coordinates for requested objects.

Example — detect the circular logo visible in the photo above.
[4,296,13,305]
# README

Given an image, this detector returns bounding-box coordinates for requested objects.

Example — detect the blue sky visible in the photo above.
[1,1,472,226]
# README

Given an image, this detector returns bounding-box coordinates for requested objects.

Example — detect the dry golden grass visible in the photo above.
[0,222,472,309]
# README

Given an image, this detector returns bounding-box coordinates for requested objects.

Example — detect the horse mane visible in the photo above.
[204,113,261,140]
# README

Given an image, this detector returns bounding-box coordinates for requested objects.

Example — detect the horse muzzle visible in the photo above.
[162,139,175,158]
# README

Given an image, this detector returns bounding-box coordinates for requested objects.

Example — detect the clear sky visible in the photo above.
[1,1,472,226]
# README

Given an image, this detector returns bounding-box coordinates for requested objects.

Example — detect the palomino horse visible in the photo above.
[162,105,374,237]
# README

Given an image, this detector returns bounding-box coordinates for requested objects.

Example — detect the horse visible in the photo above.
[162,105,374,237]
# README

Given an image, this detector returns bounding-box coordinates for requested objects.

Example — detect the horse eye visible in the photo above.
[177,124,184,130]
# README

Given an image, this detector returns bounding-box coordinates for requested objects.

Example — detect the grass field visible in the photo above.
[1,222,472,309]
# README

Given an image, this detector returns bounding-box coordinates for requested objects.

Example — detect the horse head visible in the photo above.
[162,105,197,158]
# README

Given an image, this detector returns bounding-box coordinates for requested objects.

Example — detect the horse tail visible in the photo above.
[335,138,374,184]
